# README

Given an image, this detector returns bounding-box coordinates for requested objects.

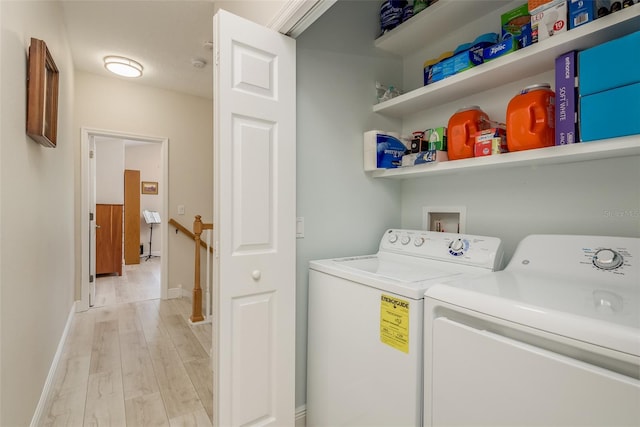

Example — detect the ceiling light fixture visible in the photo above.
[104,56,143,78]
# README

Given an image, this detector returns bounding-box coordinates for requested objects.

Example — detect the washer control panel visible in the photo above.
[380,229,503,270]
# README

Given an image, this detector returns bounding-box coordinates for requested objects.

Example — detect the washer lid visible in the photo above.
[310,253,493,300]
[334,256,455,283]
[426,271,640,356]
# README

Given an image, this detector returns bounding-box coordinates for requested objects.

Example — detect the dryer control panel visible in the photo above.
[508,234,639,281]
[380,229,504,270]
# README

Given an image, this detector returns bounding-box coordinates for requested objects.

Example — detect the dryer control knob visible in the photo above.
[414,237,425,247]
[401,236,411,245]
[450,239,464,252]
[593,249,623,270]
[388,233,398,243]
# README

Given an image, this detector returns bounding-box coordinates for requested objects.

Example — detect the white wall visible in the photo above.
[295,0,403,408]
[74,71,213,297]
[95,137,125,204]
[0,1,76,425]
[401,155,640,264]
[126,143,163,256]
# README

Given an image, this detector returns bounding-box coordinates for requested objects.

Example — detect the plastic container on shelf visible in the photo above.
[447,106,490,160]
[506,83,556,152]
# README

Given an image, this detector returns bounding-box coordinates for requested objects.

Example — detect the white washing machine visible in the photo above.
[423,234,640,427]
[307,229,504,427]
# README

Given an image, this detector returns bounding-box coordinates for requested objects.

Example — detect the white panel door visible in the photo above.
[89,136,97,307]
[213,9,296,427]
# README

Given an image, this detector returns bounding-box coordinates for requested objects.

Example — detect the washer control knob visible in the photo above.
[450,239,464,252]
[414,237,425,247]
[401,236,411,245]
[388,233,398,244]
[593,249,623,270]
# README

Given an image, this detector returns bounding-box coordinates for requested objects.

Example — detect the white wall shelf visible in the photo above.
[370,136,640,179]
[373,6,640,118]
[374,0,508,56]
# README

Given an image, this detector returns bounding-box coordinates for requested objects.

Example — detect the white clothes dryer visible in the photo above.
[307,229,504,427]
[424,234,640,427]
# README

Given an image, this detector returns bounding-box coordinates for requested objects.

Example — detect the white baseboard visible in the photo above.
[167,286,182,299]
[30,304,76,427]
[295,404,306,427]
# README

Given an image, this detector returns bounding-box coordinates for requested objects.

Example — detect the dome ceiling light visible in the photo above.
[104,56,143,78]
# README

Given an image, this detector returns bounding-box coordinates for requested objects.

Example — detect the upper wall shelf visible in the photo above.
[373,5,640,118]
[374,0,509,55]
[370,136,640,179]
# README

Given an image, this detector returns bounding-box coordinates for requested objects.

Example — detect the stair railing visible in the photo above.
[168,216,213,324]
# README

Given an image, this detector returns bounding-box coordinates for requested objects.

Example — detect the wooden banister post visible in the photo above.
[190,215,205,323]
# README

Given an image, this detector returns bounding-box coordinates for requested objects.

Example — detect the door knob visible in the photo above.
[252,270,261,281]
[95,225,101,229]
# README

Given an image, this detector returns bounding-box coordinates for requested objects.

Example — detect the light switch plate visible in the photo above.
[296,217,304,238]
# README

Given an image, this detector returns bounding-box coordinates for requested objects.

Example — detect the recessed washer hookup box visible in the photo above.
[580,82,640,141]
[555,51,579,145]
[579,30,640,96]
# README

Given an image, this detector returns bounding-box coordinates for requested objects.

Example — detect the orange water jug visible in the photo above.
[506,83,555,152]
[447,106,490,160]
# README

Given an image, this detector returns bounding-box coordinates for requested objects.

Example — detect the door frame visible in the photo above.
[78,127,169,311]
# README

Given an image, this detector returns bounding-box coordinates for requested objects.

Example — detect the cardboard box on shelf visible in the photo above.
[502,3,534,48]
[474,128,508,157]
[555,51,579,145]
[531,0,568,43]
[425,127,448,151]
[529,0,555,11]
[579,30,640,96]
[401,150,448,166]
[580,82,640,141]
[569,0,597,29]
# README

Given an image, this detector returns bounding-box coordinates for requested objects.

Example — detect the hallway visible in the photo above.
[41,260,213,426]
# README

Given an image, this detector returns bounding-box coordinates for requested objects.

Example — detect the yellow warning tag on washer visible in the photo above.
[380,294,409,353]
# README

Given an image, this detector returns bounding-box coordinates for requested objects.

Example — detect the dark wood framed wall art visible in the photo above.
[26,38,59,148]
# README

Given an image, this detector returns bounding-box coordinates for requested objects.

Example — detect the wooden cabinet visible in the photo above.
[96,204,123,275]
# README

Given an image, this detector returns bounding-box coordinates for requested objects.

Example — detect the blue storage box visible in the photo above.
[580,82,640,141]
[579,30,640,96]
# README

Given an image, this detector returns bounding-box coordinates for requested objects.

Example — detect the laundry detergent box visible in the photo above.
[579,30,640,96]
[363,130,407,170]
[473,128,508,157]
[555,51,579,145]
[580,82,640,141]
[501,3,534,48]
[569,0,596,29]
[531,0,568,43]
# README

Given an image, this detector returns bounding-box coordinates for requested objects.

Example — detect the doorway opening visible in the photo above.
[80,127,169,312]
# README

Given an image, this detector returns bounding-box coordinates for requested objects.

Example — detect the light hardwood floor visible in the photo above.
[41,258,213,426]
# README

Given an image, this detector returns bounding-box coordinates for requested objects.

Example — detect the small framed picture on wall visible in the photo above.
[141,181,158,195]
[26,38,59,148]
